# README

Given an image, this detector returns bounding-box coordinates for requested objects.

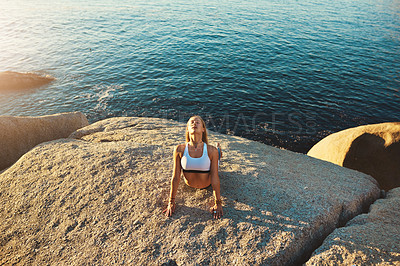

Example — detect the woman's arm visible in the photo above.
[209,145,223,219]
[163,144,182,217]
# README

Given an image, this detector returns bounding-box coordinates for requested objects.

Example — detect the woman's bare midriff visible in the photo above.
[183,172,211,189]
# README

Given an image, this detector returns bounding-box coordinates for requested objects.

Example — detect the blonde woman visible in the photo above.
[163,115,223,219]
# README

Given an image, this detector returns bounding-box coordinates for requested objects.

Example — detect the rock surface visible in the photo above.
[306,187,400,265]
[0,71,55,92]
[0,112,89,170]
[307,122,400,191]
[0,117,380,265]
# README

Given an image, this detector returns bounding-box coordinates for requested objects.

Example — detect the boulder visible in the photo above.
[307,122,400,191]
[306,187,400,265]
[0,117,380,265]
[0,112,89,170]
[0,71,55,92]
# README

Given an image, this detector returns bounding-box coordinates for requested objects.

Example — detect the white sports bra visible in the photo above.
[181,143,211,173]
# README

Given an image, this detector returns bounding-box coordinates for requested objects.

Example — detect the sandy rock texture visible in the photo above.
[306,187,400,265]
[0,112,89,170]
[308,122,400,191]
[0,71,55,92]
[0,117,380,265]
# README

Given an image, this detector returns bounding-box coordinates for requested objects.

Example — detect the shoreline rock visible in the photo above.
[0,71,55,92]
[0,116,381,265]
[0,112,89,170]
[307,122,400,191]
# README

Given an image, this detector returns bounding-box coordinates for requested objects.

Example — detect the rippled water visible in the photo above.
[1,0,399,152]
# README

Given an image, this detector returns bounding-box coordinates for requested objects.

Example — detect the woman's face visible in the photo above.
[187,116,204,134]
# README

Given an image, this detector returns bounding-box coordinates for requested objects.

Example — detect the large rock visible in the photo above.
[0,117,380,265]
[306,187,400,265]
[307,122,400,191]
[0,112,89,170]
[0,71,55,92]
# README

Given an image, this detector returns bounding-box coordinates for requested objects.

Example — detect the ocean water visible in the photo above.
[1,0,399,153]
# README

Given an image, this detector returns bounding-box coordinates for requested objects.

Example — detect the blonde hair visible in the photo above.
[185,115,209,144]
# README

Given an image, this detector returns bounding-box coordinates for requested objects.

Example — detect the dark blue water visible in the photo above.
[1,0,399,152]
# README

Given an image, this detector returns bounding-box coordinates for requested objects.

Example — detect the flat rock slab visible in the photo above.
[306,187,400,265]
[0,117,380,265]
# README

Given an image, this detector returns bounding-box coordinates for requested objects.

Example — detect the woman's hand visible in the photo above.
[210,203,223,219]
[163,202,175,217]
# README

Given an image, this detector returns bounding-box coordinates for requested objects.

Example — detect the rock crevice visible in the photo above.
[306,187,400,264]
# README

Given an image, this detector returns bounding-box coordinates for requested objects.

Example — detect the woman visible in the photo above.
[163,115,223,219]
